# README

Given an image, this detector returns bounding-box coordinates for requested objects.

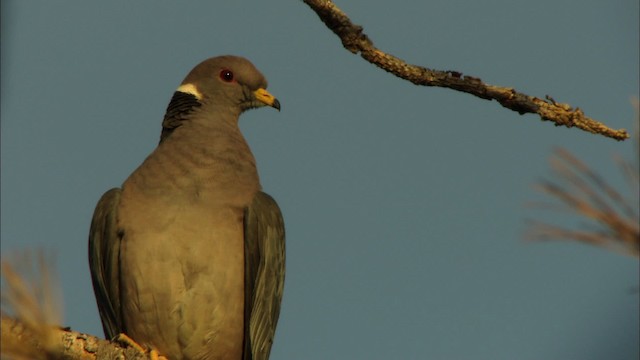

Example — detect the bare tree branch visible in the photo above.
[302,0,629,141]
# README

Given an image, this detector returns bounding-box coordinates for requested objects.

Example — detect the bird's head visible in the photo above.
[177,55,280,114]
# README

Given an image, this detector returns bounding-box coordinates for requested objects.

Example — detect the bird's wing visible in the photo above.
[243,191,286,360]
[88,188,123,339]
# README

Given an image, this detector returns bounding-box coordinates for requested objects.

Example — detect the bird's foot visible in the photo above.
[149,349,166,360]
[114,333,166,359]
[114,333,146,353]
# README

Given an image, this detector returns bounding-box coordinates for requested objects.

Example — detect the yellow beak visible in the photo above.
[254,88,281,111]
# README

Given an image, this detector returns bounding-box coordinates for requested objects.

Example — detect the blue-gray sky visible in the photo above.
[2,1,638,359]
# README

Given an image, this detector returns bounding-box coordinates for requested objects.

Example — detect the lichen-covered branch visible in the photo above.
[0,316,150,360]
[302,0,629,141]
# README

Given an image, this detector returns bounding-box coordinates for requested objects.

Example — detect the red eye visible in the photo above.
[220,69,234,82]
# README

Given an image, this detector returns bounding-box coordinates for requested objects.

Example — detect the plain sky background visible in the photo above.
[1,1,638,359]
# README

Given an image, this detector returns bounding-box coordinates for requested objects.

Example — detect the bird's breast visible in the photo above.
[114,122,259,359]
[126,125,261,208]
[116,194,248,359]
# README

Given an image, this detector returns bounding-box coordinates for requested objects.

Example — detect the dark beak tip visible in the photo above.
[273,99,281,112]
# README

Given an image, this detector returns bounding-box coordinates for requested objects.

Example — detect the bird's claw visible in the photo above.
[114,333,165,359]
[114,333,146,353]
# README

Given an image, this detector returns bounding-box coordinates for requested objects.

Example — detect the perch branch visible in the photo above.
[1,253,151,360]
[0,316,151,360]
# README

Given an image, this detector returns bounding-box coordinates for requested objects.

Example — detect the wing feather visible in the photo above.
[88,188,123,339]
[243,191,286,360]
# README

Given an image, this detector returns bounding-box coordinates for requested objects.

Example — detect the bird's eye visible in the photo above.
[220,70,234,82]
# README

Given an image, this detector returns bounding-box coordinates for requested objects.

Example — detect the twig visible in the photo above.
[302,0,629,141]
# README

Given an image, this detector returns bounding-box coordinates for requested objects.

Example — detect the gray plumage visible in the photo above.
[89,56,285,360]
